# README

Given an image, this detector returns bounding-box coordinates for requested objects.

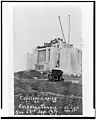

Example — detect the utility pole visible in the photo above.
[58,16,65,42]
[68,13,71,44]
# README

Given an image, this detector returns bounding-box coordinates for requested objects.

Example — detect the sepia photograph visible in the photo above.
[14,3,82,115]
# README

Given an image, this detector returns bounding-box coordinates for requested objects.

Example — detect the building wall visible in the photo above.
[43,48,49,71]
[49,46,57,70]
[70,48,79,74]
[78,50,82,74]
[27,41,82,75]
[33,47,51,72]
[32,50,37,70]
[60,46,72,74]
[59,45,82,75]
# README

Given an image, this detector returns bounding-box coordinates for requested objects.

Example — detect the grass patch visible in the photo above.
[14,70,82,115]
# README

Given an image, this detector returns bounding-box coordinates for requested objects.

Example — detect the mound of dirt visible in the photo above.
[14,70,42,79]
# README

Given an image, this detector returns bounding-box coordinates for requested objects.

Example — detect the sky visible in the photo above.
[13,3,82,72]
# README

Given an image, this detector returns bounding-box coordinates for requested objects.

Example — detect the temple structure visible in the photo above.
[26,38,82,75]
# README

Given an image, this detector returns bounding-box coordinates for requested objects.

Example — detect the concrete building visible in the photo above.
[26,38,82,75]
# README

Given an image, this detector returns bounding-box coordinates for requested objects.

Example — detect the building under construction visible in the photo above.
[26,15,82,75]
[26,38,82,75]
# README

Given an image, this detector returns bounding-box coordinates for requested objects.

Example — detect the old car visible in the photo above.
[48,68,65,82]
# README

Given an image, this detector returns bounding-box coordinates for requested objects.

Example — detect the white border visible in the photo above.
[2,2,95,117]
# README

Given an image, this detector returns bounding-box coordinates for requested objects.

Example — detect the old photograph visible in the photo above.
[13,3,83,115]
[1,1,95,118]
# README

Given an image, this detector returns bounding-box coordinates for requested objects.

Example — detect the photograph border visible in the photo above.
[1,1,95,119]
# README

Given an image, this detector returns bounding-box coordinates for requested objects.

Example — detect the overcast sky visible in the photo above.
[13,3,82,72]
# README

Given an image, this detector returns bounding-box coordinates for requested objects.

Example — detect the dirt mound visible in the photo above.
[14,70,42,79]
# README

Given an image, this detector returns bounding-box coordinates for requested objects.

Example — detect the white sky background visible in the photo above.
[13,3,82,72]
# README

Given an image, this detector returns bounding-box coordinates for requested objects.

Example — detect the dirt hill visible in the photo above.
[14,70,43,79]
